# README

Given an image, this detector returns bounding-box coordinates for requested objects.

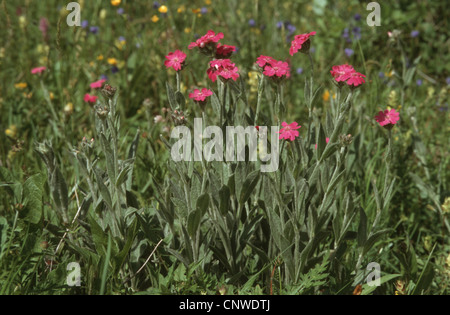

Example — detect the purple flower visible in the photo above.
[89,26,99,34]
[117,8,125,15]
[342,28,351,43]
[201,7,208,14]
[296,67,303,75]
[344,48,354,57]
[248,19,256,27]
[411,30,419,38]
[153,1,160,9]
[354,13,361,21]
[446,77,450,85]
[81,20,89,28]
[100,74,108,80]
[352,27,361,40]
[378,72,385,78]
[287,24,296,34]
[276,21,284,29]
[416,79,423,86]
[111,66,119,74]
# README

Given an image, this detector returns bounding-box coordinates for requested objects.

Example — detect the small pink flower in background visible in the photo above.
[263,60,290,78]
[189,88,213,102]
[31,66,46,75]
[84,93,98,104]
[188,30,224,50]
[315,137,330,150]
[215,44,236,59]
[330,64,366,87]
[164,50,187,71]
[255,55,276,68]
[278,122,301,141]
[90,79,107,89]
[289,31,316,56]
[375,108,400,128]
[207,59,239,82]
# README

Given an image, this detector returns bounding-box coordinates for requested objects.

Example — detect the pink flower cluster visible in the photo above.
[31,66,46,75]
[330,64,366,87]
[188,88,213,107]
[164,50,187,72]
[289,31,316,56]
[84,78,107,105]
[256,55,290,81]
[278,122,301,141]
[207,59,240,82]
[374,108,400,128]
[188,30,224,50]
[84,93,98,104]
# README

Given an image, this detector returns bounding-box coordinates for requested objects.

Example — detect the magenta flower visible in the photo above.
[207,59,239,82]
[215,43,236,59]
[31,66,46,75]
[84,93,98,104]
[90,79,107,89]
[255,55,276,68]
[330,64,366,87]
[164,50,187,71]
[289,31,316,56]
[278,122,301,141]
[263,60,290,78]
[188,30,224,51]
[189,88,213,102]
[374,108,400,128]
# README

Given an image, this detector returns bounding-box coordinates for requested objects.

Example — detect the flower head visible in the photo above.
[188,30,224,55]
[255,55,276,68]
[289,31,316,56]
[278,122,301,141]
[164,50,187,71]
[189,88,213,109]
[84,93,98,104]
[207,59,239,82]
[215,43,236,59]
[263,60,290,79]
[374,108,400,128]
[31,66,46,75]
[189,88,213,102]
[90,79,107,89]
[330,64,366,87]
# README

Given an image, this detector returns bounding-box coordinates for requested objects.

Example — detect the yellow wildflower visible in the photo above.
[14,82,27,89]
[111,0,121,6]
[5,125,17,138]
[158,5,168,13]
[99,9,107,19]
[107,58,118,65]
[205,0,211,4]
[64,103,74,116]
[184,27,191,34]
[151,15,159,23]
[177,5,186,13]
[322,89,330,102]
[97,54,104,61]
